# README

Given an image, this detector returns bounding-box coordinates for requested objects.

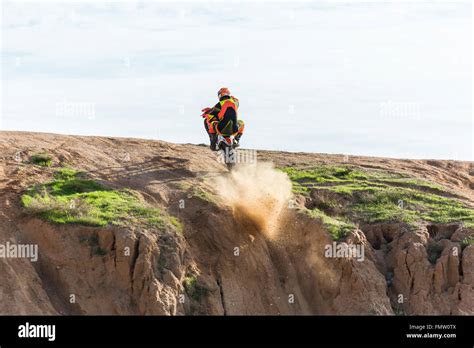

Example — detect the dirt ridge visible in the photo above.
[0,131,472,315]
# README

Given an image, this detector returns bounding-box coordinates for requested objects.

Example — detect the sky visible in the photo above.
[1,0,472,160]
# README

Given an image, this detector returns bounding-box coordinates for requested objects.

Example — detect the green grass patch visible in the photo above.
[281,166,369,185]
[355,188,474,226]
[29,153,52,167]
[460,236,474,248]
[281,165,474,229]
[353,202,419,226]
[183,275,208,302]
[22,169,181,230]
[377,177,445,191]
[54,167,85,181]
[177,181,216,203]
[303,208,356,240]
[168,216,183,234]
[189,186,215,203]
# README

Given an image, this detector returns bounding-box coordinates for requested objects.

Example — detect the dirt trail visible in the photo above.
[0,131,472,315]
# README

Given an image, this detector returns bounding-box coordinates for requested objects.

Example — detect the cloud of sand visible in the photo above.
[213,162,292,240]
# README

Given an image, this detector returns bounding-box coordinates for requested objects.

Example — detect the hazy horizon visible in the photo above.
[1,1,472,160]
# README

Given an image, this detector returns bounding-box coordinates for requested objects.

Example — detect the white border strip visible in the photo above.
[3,0,473,3]
[0,0,3,130]
[472,1,474,161]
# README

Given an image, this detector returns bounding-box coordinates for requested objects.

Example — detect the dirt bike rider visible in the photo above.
[201,87,245,151]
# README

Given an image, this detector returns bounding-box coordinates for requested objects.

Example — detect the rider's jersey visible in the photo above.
[208,95,239,121]
[206,95,241,136]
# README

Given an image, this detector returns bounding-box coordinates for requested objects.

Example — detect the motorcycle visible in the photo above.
[201,107,238,171]
[216,134,238,171]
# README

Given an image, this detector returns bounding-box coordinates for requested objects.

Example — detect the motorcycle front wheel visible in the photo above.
[219,146,237,171]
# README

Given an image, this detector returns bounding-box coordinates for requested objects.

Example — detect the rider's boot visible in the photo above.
[210,134,218,151]
[234,133,242,147]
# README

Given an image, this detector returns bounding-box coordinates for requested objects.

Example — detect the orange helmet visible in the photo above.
[218,87,231,99]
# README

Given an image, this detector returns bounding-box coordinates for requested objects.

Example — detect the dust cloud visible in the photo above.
[214,162,293,239]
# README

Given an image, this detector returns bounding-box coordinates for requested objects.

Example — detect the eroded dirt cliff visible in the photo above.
[0,131,472,315]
